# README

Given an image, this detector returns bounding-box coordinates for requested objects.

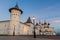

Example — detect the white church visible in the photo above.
[0,4,56,35]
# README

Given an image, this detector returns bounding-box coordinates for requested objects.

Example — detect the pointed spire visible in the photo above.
[36,21,41,26]
[15,3,19,9]
[47,22,50,28]
[36,23,39,26]
[44,20,46,23]
[48,22,50,25]
[26,17,32,23]
[44,20,47,25]
[38,20,41,24]
[9,3,23,14]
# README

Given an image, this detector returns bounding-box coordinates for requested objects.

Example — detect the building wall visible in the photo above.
[0,21,34,35]
[19,23,34,35]
[0,21,10,35]
[0,21,56,35]
[19,23,28,35]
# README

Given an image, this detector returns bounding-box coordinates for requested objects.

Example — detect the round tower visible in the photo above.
[9,4,23,21]
[9,4,23,35]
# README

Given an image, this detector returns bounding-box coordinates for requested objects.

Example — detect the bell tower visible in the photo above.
[9,4,23,35]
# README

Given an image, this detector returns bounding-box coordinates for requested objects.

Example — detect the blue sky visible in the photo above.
[0,0,60,34]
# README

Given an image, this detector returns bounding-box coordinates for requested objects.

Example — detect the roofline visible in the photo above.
[9,8,23,14]
[0,20,10,22]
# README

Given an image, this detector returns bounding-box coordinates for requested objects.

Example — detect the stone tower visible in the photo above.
[25,17,33,35]
[9,4,23,35]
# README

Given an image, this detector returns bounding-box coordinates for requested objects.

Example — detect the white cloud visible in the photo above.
[50,20,60,24]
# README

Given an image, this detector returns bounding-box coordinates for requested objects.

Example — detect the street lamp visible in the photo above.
[32,16,36,38]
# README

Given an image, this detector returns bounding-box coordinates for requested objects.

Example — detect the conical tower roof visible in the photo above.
[38,20,41,24]
[48,22,50,25]
[15,3,19,9]
[44,20,47,25]
[36,23,39,26]
[26,17,32,23]
[9,3,23,14]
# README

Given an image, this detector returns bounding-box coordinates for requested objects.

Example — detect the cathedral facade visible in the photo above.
[0,4,56,35]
